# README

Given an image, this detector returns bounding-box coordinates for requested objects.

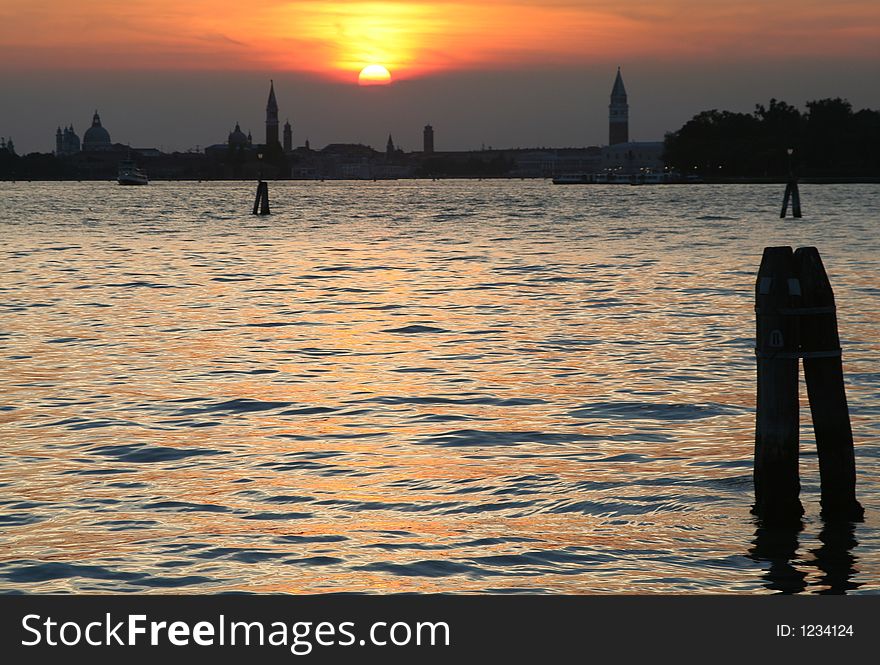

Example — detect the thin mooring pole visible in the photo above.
[780,184,791,218]
[253,180,270,215]
[780,148,802,218]
[794,247,863,520]
[260,181,270,215]
[790,182,802,218]
[780,182,802,218]
[753,246,803,522]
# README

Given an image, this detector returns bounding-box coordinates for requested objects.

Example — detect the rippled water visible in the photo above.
[1,181,878,594]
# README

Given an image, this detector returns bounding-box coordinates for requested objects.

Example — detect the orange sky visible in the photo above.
[1,1,879,82]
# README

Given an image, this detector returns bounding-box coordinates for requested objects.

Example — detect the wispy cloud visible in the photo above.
[1,1,877,75]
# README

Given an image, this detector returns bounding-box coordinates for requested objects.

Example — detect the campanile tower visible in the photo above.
[609,67,629,145]
[266,80,279,148]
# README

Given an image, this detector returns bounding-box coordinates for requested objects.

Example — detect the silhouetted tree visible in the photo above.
[664,98,880,178]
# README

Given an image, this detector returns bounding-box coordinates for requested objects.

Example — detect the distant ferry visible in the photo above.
[552,172,684,185]
[117,159,149,185]
[552,173,633,185]
[552,173,594,185]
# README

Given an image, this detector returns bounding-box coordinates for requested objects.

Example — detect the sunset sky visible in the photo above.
[2,1,879,152]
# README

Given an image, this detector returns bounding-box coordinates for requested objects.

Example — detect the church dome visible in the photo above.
[228,122,249,147]
[82,111,111,149]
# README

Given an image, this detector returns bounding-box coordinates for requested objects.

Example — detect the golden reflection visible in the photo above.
[1,182,878,593]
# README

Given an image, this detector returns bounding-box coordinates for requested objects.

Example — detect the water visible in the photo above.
[1,180,878,594]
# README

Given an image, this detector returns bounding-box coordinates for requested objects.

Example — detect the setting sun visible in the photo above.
[358,64,392,86]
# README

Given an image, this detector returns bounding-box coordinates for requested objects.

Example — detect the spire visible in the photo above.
[387,134,394,149]
[611,67,627,100]
[265,80,279,147]
[92,110,102,127]
[608,67,629,145]
[267,79,278,112]
[283,119,292,152]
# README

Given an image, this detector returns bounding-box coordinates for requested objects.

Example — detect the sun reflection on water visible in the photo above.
[0,181,878,593]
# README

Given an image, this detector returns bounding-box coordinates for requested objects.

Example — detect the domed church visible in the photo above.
[228,122,251,148]
[82,111,113,151]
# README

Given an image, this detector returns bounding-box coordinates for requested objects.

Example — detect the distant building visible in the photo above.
[283,119,292,152]
[386,134,395,159]
[509,147,602,178]
[204,122,252,160]
[205,80,288,167]
[601,141,664,174]
[55,125,81,155]
[609,67,629,146]
[132,148,162,158]
[320,143,381,179]
[266,80,279,148]
[228,122,250,149]
[423,124,434,154]
[82,111,113,151]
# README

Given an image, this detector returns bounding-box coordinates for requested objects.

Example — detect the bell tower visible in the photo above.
[266,80,279,148]
[283,119,292,152]
[609,67,629,145]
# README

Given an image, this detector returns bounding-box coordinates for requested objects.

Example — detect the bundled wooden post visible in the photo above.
[780,181,802,218]
[753,247,863,523]
[794,247,863,520]
[253,181,270,215]
[753,246,803,522]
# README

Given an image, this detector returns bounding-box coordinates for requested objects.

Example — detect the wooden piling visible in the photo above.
[790,182,802,218]
[253,181,270,215]
[780,184,791,219]
[794,247,863,521]
[753,246,803,522]
[780,181,802,218]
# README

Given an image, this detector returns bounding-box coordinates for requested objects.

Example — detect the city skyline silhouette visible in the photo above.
[2,2,879,152]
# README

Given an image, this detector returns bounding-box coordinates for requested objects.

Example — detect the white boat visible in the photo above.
[552,173,595,184]
[117,159,149,185]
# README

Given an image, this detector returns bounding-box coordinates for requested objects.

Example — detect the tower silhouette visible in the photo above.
[423,125,434,154]
[266,80,279,148]
[283,119,292,152]
[609,67,629,145]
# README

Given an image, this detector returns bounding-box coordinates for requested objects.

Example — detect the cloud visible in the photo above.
[0,1,877,75]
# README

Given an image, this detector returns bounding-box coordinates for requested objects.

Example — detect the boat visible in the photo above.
[553,171,683,185]
[552,173,595,185]
[552,172,634,185]
[117,158,149,185]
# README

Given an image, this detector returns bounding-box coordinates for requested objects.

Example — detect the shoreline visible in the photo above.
[2,176,880,184]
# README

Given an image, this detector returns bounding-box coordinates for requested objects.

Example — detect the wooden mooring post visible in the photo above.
[780,181,802,218]
[794,247,863,520]
[253,180,270,215]
[753,246,862,522]
[780,147,802,218]
[754,246,802,522]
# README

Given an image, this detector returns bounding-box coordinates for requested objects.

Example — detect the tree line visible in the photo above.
[663,98,880,178]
